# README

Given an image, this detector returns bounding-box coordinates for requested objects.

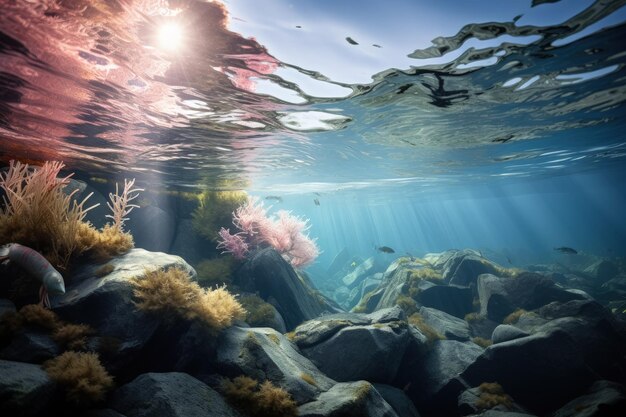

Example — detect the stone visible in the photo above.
[458,386,530,416]
[491,325,530,344]
[293,307,411,384]
[583,260,619,284]
[0,329,60,363]
[0,359,56,417]
[419,307,471,341]
[298,381,399,417]
[342,257,377,288]
[443,250,500,287]
[552,380,626,417]
[111,372,239,417]
[213,326,334,404]
[373,384,421,417]
[417,284,473,318]
[235,248,337,330]
[52,249,195,376]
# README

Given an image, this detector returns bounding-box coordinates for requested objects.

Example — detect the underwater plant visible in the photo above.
[475,382,513,410]
[217,197,319,268]
[0,160,142,269]
[43,351,114,407]
[195,256,236,288]
[408,312,446,343]
[192,185,248,241]
[131,266,245,331]
[221,375,298,417]
[239,294,276,327]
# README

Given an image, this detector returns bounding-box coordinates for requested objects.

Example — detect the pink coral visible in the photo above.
[216,228,249,259]
[216,198,319,268]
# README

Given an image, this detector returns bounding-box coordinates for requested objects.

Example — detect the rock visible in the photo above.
[111,372,239,417]
[466,412,538,417]
[342,257,377,288]
[535,301,626,380]
[419,307,471,341]
[126,205,176,253]
[52,249,195,376]
[583,260,619,285]
[0,299,16,316]
[453,329,596,415]
[293,307,411,384]
[373,384,421,417]
[84,410,128,417]
[443,250,500,287]
[458,386,529,416]
[333,286,350,306]
[408,340,484,412]
[0,329,60,363]
[326,247,352,278]
[169,219,214,266]
[417,284,473,318]
[478,273,586,323]
[491,325,530,344]
[212,326,334,404]
[552,380,626,417]
[235,248,337,330]
[298,381,399,417]
[0,359,56,417]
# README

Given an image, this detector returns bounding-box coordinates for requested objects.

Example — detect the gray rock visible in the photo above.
[443,250,500,287]
[0,329,60,363]
[417,284,473,318]
[84,410,128,417]
[453,329,596,416]
[299,381,399,417]
[111,372,239,417]
[127,205,176,253]
[214,326,334,404]
[0,298,16,315]
[293,307,411,384]
[52,249,195,375]
[583,260,619,284]
[491,325,530,344]
[333,286,351,305]
[458,386,529,416]
[478,274,515,322]
[326,247,352,278]
[552,380,626,417]
[419,307,471,341]
[373,384,421,417]
[342,257,377,288]
[0,359,56,416]
[235,248,337,330]
[408,340,483,410]
[467,412,538,417]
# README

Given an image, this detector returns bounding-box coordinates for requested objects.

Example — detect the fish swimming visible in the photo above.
[0,243,66,308]
[314,198,320,206]
[265,196,283,203]
[377,246,395,254]
[554,247,578,255]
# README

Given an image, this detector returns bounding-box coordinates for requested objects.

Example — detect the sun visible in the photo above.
[157,22,184,52]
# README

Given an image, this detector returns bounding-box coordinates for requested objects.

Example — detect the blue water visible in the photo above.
[1,0,626,273]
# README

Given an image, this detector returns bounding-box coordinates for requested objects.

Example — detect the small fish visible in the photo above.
[314,198,320,206]
[506,257,512,264]
[265,196,283,203]
[377,246,395,254]
[554,247,578,255]
[350,261,357,268]
[346,37,359,45]
[0,243,65,308]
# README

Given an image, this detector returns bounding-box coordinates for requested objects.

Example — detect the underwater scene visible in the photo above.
[1,0,626,416]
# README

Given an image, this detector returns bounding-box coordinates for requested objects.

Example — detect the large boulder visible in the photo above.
[212,326,334,404]
[417,283,473,318]
[298,381,399,417]
[110,372,240,417]
[342,257,378,288]
[0,359,56,417]
[418,307,471,341]
[442,250,501,287]
[448,329,596,416]
[52,249,196,376]
[478,273,586,322]
[491,325,529,345]
[0,329,60,363]
[291,307,412,384]
[373,384,421,417]
[407,340,483,412]
[552,380,626,417]
[583,260,619,285]
[235,248,338,330]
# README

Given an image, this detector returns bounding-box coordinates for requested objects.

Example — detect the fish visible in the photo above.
[554,247,578,255]
[346,37,358,45]
[506,257,512,264]
[377,246,395,254]
[0,243,66,308]
[264,196,283,203]
[314,198,320,206]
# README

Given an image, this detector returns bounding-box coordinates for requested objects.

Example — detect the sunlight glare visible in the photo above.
[158,23,184,52]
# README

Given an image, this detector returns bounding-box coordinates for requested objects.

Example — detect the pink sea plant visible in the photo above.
[216,197,319,268]
[216,228,249,260]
